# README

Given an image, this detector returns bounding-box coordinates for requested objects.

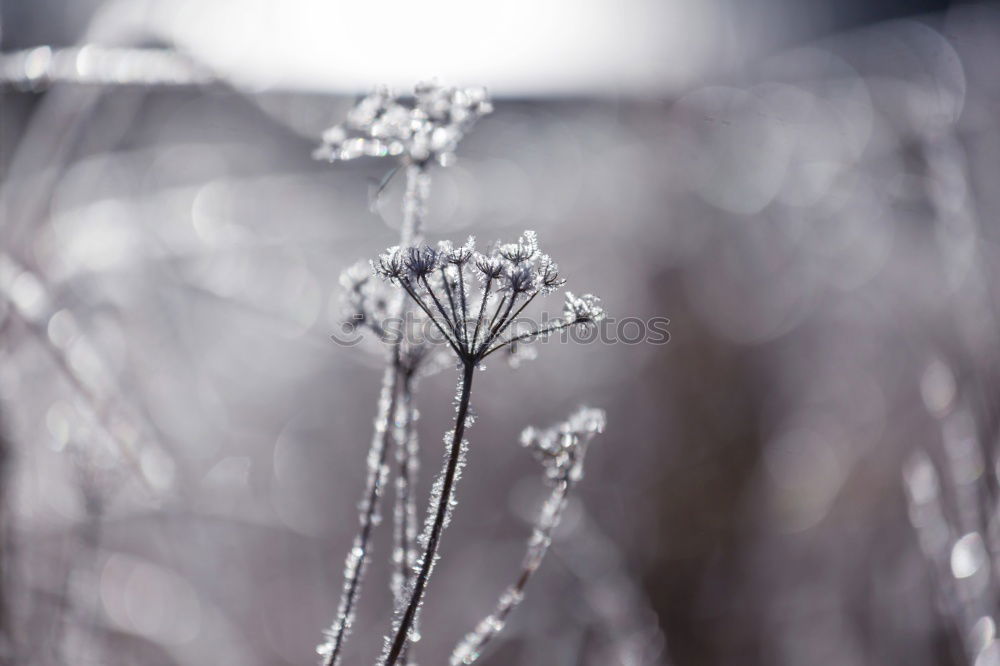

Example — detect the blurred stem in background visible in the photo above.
[320,162,428,666]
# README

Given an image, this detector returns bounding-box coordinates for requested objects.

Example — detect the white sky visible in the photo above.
[93,0,737,94]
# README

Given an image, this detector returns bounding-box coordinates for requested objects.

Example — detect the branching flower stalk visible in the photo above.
[450,407,606,665]
[372,232,605,666]
[317,83,491,666]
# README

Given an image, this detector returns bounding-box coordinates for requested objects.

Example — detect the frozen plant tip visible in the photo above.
[339,261,447,377]
[450,407,606,665]
[372,231,604,366]
[521,406,606,484]
[314,82,492,166]
[373,233,605,666]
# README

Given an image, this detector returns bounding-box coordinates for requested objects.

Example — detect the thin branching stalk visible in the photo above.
[320,163,429,666]
[400,164,429,246]
[321,353,401,666]
[450,407,605,665]
[450,481,570,665]
[372,233,605,666]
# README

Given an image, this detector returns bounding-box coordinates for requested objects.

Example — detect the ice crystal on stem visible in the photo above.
[450,407,606,665]
[372,233,604,666]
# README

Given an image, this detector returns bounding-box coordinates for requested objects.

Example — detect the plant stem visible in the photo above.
[322,162,429,666]
[383,362,476,666]
[391,371,419,666]
[450,480,571,665]
[400,163,429,246]
[323,348,402,666]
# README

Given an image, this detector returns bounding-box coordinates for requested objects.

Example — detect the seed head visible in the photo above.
[404,246,440,279]
[504,265,536,294]
[340,262,391,336]
[314,82,492,166]
[438,237,476,266]
[521,407,606,483]
[537,257,564,294]
[475,255,505,280]
[563,292,605,324]
[498,230,539,265]
[372,246,405,281]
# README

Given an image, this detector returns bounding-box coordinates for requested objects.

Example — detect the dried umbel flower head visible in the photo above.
[372,231,600,365]
[372,234,606,665]
[341,261,393,340]
[314,82,492,166]
[339,261,448,378]
[521,406,607,483]
[562,291,605,326]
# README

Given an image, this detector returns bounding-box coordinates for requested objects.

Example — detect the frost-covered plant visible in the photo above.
[451,407,606,665]
[317,83,490,666]
[334,261,447,666]
[340,261,447,378]
[316,88,607,666]
[313,82,492,167]
[371,232,605,665]
[314,81,491,247]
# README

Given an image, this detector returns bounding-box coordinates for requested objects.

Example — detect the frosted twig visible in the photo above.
[318,172,428,666]
[450,407,606,665]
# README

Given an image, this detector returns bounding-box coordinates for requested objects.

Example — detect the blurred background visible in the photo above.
[4,0,1000,664]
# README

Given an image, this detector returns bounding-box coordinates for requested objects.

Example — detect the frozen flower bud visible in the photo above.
[373,246,405,281]
[498,230,539,265]
[536,256,564,294]
[340,262,392,335]
[563,292,604,325]
[404,246,440,279]
[475,255,505,280]
[439,236,476,266]
[521,407,606,483]
[504,265,536,294]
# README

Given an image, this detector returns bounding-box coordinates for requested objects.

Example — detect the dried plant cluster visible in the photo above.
[315,83,608,666]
